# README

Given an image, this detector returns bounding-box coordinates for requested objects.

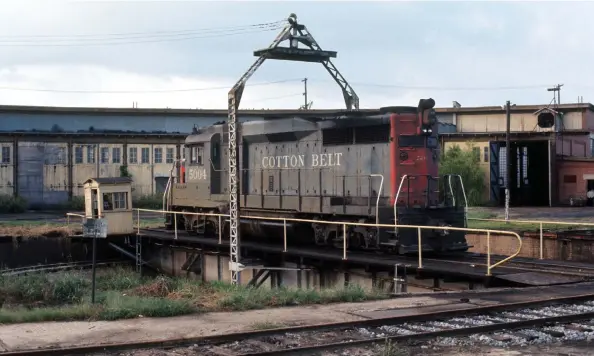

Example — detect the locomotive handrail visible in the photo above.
[369,174,384,226]
[393,174,409,230]
[447,174,468,227]
[135,208,522,277]
[467,217,594,260]
[162,158,183,213]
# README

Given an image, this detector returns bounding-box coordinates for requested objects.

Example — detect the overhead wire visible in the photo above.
[315,79,554,92]
[0,78,304,94]
[0,20,285,39]
[0,79,571,94]
[0,21,285,46]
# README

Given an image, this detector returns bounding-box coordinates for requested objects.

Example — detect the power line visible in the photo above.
[0,78,579,94]
[0,78,304,94]
[329,80,553,91]
[0,26,283,47]
[0,20,285,40]
[255,93,303,102]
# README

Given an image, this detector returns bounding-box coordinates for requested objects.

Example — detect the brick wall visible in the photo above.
[465,233,594,262]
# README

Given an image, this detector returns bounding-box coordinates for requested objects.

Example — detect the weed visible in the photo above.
[375,339,409,356]
[0,223,75,238]
[0,266,391,324]
[0,304,97,323]
[0,195,27,213]
[98,292,193,320]
[250,321,286,330]
[130,276,175,298]
[133,194,162,209]
[96,266,143,291]
[48,272,89,304]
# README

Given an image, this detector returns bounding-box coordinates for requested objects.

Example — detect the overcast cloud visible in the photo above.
[0,0,591,110]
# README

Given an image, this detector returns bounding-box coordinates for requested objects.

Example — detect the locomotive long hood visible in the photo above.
[185,113,393,145]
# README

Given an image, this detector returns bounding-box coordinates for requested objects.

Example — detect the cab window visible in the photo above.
[190,144,204,165]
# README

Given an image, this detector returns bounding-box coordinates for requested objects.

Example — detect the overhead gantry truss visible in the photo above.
[227,13,359,285]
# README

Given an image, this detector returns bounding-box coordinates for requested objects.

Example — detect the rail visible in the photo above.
[134,208,522,276]
[468,217,594,260]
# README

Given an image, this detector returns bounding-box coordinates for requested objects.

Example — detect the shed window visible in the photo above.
[129,147,138,164]
[166,148,174,164]
[563,175,577,184]
[141,147,150,164]
[112,147,121,164]
[87,145,95,164]
[113,192,128,209]
[103,192,128,211]
[483,146,489,162]
[101,147,109,164]
[154,147,163,164]
[75,146,83,164]
[1,146,10,164]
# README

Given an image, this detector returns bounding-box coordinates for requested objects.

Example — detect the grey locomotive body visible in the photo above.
[165,107,469,255]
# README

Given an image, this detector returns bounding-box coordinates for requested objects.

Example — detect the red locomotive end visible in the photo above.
[386,99,439,207]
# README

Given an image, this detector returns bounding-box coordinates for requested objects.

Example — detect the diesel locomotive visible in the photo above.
[163,98,469,255]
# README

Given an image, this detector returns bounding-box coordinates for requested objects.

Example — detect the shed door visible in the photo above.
[489,141,500,204]
[91,188,99,218]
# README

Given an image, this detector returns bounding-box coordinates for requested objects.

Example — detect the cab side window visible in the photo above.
[189,144,204,165]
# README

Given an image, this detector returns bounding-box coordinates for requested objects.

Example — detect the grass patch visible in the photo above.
[466,211,573,233]
[0,267,390,324]
[0,223,75,238]
[133,194,162,210]
[0,195,27,213]
[0,216,163,238]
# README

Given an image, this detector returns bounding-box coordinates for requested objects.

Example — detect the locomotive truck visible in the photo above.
[163,98,470,255]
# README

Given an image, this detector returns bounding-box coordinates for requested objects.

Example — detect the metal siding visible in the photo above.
[17,143,45,206]
[0,142,14,196]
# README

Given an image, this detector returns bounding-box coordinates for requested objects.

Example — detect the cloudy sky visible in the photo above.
[0,0,591,110]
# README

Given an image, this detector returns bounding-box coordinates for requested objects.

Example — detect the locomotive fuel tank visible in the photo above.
[238,218,312,244]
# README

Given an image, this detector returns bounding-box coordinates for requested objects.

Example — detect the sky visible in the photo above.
[0,0,592,110]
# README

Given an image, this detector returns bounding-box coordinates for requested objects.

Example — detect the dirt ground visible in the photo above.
[0,294,465,352]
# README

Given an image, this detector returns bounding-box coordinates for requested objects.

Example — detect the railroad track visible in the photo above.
[4,292,594,356]
[426,254,594,279]
[166,299,594,356]
[1,259,129,276]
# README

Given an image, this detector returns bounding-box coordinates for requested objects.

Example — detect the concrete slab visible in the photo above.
[494,272,586,286]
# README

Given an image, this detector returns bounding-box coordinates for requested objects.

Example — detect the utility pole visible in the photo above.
[505,100,511,222]
[302,78,308,109]
[547,84,563,105]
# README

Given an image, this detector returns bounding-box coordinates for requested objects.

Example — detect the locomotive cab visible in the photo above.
[164,126,226,234]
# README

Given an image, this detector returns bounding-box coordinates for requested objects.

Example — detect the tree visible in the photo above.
[439,142,486,206]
